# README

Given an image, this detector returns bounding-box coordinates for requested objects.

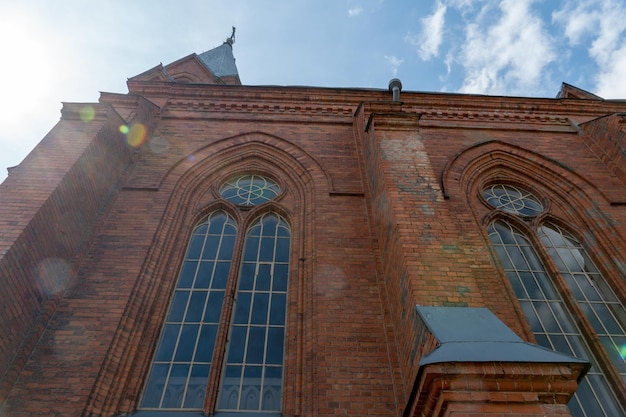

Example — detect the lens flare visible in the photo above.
[118,123,147,147]
[620,345,626,360]
[80,106,95,122]
[149,136,169,154]
[127,123,146,147]
[35,258,71,296]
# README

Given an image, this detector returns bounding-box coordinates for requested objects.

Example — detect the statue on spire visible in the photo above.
[226,27,236,45]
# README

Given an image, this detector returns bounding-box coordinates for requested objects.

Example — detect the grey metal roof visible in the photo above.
[198,42,239,78]
[415,305,590,367]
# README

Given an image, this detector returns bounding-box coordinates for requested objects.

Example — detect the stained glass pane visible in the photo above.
[483,184,544,216]
[539,223,626,381]
[185,293,207,322]
[488,220,623,417]
[219,175,281,206]
[168,291,190,322]
[155,324,180,361]
[218,213,290,412]
[226,326,246,363]
[195,325,218,362]
[246,327,266,364]
[162,364,190,408]
[234,292,252,324]
[141,363,169,408]
[140,211,236,410]
[240,366,262,410]
[183,364,210,408]
[195,261,214,288]
[262,367,283,411]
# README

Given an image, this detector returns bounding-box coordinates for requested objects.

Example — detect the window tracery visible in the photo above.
[140,176,290,414]
[484,185,625,417]
[219,175,281,207]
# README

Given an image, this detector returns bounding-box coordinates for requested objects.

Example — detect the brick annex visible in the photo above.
[1,38,625,417]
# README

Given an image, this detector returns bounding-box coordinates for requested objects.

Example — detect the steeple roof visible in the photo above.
[128,29,241,85]
[198,42,239,78]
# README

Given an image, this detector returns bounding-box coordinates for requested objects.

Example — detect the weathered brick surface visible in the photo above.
[0,104,133,406]
[0,80,624,417]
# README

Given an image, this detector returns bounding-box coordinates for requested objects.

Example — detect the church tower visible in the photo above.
[0,35,625,417]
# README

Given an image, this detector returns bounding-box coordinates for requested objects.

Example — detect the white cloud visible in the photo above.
[596,41,626,98]
[552,2,598,44]
[406,1,447,61]
[385,55,404,76]
[446,0,478,11]
[588,2,626,63]
[444,52,454,76]
[458,0,555,95]
[348,7,363,16]
[553,0,626,98]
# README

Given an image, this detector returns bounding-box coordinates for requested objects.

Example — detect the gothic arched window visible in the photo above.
[217,213,289,412]
[484,185,625,417]
[139,175,290,414]
[141,211,236,409]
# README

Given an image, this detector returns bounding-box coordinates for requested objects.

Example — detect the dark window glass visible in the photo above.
[140,211,236,410]
[217,213,290,412]
[488,221,623,417]
[539,223,626,381]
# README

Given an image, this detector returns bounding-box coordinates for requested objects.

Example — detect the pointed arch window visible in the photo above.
[139,207,291,414]
[484,185,625,417]
[140,211,237,410]
[218,213,290,412]
[539,223,626,380]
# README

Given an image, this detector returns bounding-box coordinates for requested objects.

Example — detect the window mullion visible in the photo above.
[202,216,245,413]
[489,219,624,416]
[538,224,626,400]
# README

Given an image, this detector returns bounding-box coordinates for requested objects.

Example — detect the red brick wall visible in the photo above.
[0,103,133,405]
[578,112,626,187]
[0,83,624,417]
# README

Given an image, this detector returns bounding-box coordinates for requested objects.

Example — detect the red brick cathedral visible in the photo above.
[1,36,625,417]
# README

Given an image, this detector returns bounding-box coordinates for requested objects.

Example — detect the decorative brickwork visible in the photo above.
[1,45,625,417]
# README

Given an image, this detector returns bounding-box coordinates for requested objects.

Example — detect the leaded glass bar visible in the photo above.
[141,211,237,410]
[219,175,281,207]
[483,184,544,216]
[488,221,624,417]
[218,213,290,412]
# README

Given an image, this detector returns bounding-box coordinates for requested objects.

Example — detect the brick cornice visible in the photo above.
[407,361,585,417]
[417,108,573,130]
[125,81,626,123]
[361,101,575,132]
[161,99,355,121]
[60,102,112,121]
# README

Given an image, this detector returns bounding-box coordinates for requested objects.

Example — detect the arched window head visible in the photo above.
[218,213,290,412]
[483,184,544,216]
[488,220,623,416]
[483,181,625,417]
[141,211,237,410]
[539,223,626,380]
[220,175,281,207]
[140,210,291,414]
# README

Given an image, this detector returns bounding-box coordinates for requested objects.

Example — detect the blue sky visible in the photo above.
[2,0,626,181]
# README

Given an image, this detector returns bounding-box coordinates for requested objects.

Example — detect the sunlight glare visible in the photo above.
[0,6,69,177]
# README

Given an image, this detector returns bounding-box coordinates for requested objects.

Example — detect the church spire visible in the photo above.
[128,28,241,85]
[226,26,236,46]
